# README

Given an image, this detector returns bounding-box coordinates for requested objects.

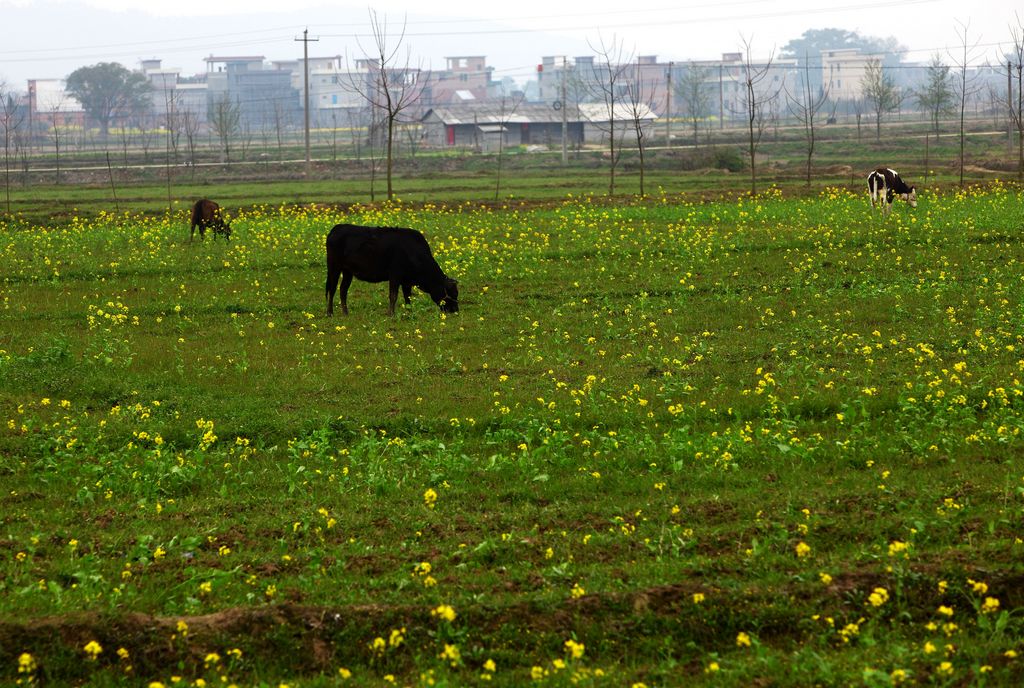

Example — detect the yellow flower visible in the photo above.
[868,587,890,607]
[736,631,752,647]
[564,639,585,659]
[17,653,36,673]
[692,592,705,604]
[531,666,546,680]
[483,659,496,673]
[937,605,954,617]
[338,667,352,679]
[431,604,456,622]
[982,597,1000,614]
[819,572,833,585]
[423,488,438,508]
[83,640,103,659]
[571,583,586,599]
[937,661,954,676]
[439,643,461,666]
[969,578,989,595]
[705,661,720,673]
[795,541,811,558]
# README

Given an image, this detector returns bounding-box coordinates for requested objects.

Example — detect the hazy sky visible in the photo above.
[1,0,1021,86]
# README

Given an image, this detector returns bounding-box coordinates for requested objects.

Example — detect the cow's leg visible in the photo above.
[325,261,342,316]
[339,273,353,316]
[402,283,412,305]
[190,224,196,242]
[388,279,400,316]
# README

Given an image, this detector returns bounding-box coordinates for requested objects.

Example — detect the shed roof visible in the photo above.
[577,102,658,122]
[422,102,584,125]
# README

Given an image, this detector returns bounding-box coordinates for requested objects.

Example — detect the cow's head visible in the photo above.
[904,187,918,208]
[439,277,459,313]
[219,214,233,240]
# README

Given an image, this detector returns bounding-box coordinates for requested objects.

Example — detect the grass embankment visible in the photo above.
[2,184,1024,685]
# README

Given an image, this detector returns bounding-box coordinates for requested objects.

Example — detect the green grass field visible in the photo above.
[2,180,1024,686]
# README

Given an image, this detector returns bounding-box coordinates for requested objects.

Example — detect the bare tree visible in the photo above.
[625,59,657,197]
[492,92,525,201]
[915,54,954,135]
[950,19,983,186]
[678,62,713,147]
[737,35,780,194]
[181,109,200,175]
[164,88,182,165]
[271,99,290,161]
[586,33,633,196]
[47,94,68,185]
[348,10,425,201]
[209,93,241,162]
[861,58,901,141]
[786,52,831,185]
[1008,14,1024,179]
[1,81,26,215]
[116,117,133,166]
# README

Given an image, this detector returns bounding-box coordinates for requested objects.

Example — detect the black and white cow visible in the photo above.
[867,168,917,217]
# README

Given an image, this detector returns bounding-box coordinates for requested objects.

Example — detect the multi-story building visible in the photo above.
[820,48,884,104]
[205,55,301,129]
[536,53,796,126]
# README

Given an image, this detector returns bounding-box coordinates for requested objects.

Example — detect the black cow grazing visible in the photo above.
[325,224,459,316]
[190,199,232,242]
[867,168,917,217]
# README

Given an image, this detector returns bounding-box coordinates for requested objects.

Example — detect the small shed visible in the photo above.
[577,103,659,145]
[421,103,585,150]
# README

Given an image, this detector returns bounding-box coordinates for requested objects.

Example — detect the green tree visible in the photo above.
[861,58,901,141]
[65,62,151,139]
[782,28,904,93]
[915,54,953,135]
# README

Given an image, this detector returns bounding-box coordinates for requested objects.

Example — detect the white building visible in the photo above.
[821,49,884,103]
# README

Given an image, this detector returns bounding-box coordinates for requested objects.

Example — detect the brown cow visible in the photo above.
[190,199,232,242]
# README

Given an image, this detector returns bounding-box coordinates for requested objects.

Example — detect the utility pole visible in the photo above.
[665,61,673,148]
[719,63,725,130]
[295,28,319,169]
[561,56,568,165]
